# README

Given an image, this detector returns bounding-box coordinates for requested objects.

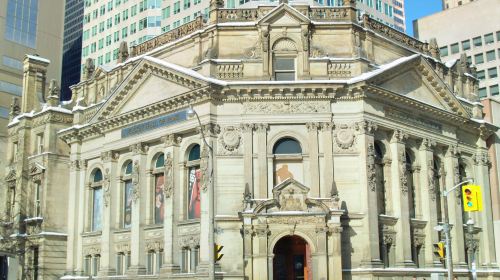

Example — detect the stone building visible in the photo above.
[3,1,500,279]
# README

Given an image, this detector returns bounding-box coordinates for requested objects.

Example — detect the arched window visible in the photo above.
[273,137,303,185]
[374,141,387,215]
[152,153,165,224]
[122,161,133,228]
[272,38,297,81]
[187,144,201,220]
[405,149,416,219]
[90,168,103,232]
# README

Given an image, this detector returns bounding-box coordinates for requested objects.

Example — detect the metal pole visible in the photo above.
[467,219,477,280]
[190,108,215,280]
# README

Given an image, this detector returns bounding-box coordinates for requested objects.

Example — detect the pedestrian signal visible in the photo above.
[433,242,445,260]
[215,243,224,262]
[462,185,483,212]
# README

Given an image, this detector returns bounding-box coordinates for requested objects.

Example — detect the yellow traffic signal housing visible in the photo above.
[462,185,483,212]
[433,242,445,260]
[215,244,224,262]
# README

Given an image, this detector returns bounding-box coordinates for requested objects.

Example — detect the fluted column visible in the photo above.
[389,130,413,267]
[161,134,181,273]
[127,143,148,275]
[306,122,320,196]
[321,123,334,198]
[357,121,383,267]
[473,147,498,267]
[444,145,467,267]
[256,124,269,198]
[418,138,441,267]
[99,151,119,276]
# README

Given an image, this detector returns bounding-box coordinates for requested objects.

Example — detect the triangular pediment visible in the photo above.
[368,56,469,117]
[29,162,45,176]
[5,169,16,182]
[258,4,311,26]
[90,57,214,122]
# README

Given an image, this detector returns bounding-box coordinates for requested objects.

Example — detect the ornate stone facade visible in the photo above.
[2,2,499,280]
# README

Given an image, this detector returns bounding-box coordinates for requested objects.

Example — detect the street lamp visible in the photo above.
[186,106,215,280]
[441,178,473,280]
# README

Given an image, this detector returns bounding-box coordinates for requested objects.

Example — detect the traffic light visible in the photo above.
[215,243,223,262]
[462,185,483,212]
[433,242,445,260]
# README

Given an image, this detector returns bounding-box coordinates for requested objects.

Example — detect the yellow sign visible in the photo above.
[215,244,224,262]
[434,242,445,259]
[462,185,483,212]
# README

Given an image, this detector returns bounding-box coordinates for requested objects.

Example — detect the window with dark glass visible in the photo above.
[490,85,499,96]
[477,70,485,80]
[123,161,133,228]
[273,137,303,184]
[488,67,498,79]
[478,87,487,98]
[91,169,103,232]
[462,40,471,51]
[486,50,496,62]
[475,53,484,64]
[450,43,459,54]
[274,57,295,81]
[473,36,482,47]
[485,33,494,44]
[153,153,165,224]
[439,46,448,57]
[187,145,201,220]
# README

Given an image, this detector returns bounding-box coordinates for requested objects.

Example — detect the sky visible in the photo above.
[404,0,443,37]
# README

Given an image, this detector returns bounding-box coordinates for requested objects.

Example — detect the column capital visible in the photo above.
[162,134,181,147]
[418,138,436,151]
[101,150,119,162]
[198,123,220,138]
[240,123,255,133]
[355,120,378,135]
[473,150,490,166]
[390,129,408,144]
[320,122,334,132]
[445,144,460,158]
[306,122,320,132]
[255,123,269,133]
[129,142,148,155]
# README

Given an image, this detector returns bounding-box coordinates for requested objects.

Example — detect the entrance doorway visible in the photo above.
[273,235,312,280]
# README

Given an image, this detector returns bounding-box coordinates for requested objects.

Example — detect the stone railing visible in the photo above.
[217,7,273,23]
[83,104,101,123]
[362,14,428,54]
[328,62,352,78]
[131,16,205,57]
[216,63,244,80]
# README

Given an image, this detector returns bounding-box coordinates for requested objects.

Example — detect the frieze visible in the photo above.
[355,120,377,135]
[178,234,200,248]
[83,246,101,256]
[243,101,330,114]
[266,216,323,225]
[145,240,164,252]
[218,126,242,156]
[31,112,73,127]
[122,110,188,139]
[386,108,442,133]
[115,243,130,253]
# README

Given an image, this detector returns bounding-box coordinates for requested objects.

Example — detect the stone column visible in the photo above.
[321,123,334,198]
[241,217,254,280]
[75,160,88,274]
[253,225,270,279]
[306,122,320,197]
[418,138,441,267]
[389,130,413,267]
[66,158,83,274]
[127,143,148,275]
[99,151,119,276]
[473,148,498,267]
[256,124,269,198]
[161,135,181,273]
[444,145,467,267]
[241,124,255,196]
[357,120,382,267]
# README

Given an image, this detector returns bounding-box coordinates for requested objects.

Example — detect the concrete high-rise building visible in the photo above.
[442,0,474,9]
[81,0,163,71]
[353,0,405,32]
[61,0,85,101]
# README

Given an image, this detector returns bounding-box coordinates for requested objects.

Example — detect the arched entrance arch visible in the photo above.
[273,235,312,280]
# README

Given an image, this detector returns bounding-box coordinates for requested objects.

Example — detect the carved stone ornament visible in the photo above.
[83,246,101,256]
[255,225,271,237]
[218,126,242,155]
[162,134,182,147]
[70,160,84,171]
[355,120,377,135]
[367,143,376,192]
[474,151,489,166]
[131,160,140,202]
[179,234,200,248]
[383,234,395,245]
[163,153,173,198]
[200,146,210,193]
[428,159,436,201]
[390,129,408,144]
[145,240,164,252]
[101,151,119,162]
[129,143,148,155]
[243,101,329,114]
[334,123,357,153]
[399,150,409,195]
[244,41,262,59]
[103,168,111,207]
[5,169,17,188]
[419,138,436,151]
[114,243,131,253]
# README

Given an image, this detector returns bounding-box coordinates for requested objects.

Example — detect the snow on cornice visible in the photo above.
[26,55,50,64]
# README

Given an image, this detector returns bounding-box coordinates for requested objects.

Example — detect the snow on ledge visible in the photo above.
[26,55,50,64]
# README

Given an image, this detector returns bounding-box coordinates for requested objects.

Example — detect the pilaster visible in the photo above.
[256,123,269,198]
[321,123,334,198]
[389,129,413,267]
[241,124,255,196]
[161,134,181,274]
[418,138,441,267]
[306,122,320,197]
[127,142,148,275]
[66,157,83,274]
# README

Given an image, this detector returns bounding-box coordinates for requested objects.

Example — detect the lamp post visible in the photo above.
[441,178,473,280]
[187,106,215,280]
[466,218,477,280]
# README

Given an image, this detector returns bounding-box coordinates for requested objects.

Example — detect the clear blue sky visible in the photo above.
[405,0,443,37]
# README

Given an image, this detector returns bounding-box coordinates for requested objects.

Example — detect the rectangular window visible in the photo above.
[116,254,124,275]
[98,38,104,49]
[91,42,96,53]
[162,6,171,19]
[92,25,97,36]
[114,31,120,42]
[450,43,459,54]
[475,53,484,64]
[130,23,137,34]
[488,67,498,79]
[122,27,128,38]
[174,2,181,14]
[384,3,389,15]
[105,52,111,63]
[123,180,132,228]
[84,256,91,276]
[100,5,106,15]
[83,30,90,41]
[2,56,22,70]
[106,35,112,46]
[173,20,180,28]
[376,0,382,12]
[479,87,487,98]
[36,133,44,154]
[114,14,121,25]
[184,0,191,9]
[154,174,165,224]
[274,57,295,81]
[491,85,500,96]
[477,70,485,80]
[107,18,112,28]
[461,40,471,51]
[473,36,482,47]
[92,187,103,231]
[439,46,448,57]
[123,10,129,20]
[183,16,191,24]
[162,25,170,33]
[99,22,105,32]
[486,50,496,62]
[107,0,113,11]
[34,182,41,217]
[115,0,121,6]
[92,255,100,276]
[139,18,147,30]
[467,56,472,64]
[97,55,103,65]
[92,9,98,19]
[131,5,137,16]
[485,33,494,44]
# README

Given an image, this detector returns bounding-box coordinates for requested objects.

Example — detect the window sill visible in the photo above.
[82,231,102,237]
[144,224,163,230]
[177,219,200,226]
[113,228,131,234]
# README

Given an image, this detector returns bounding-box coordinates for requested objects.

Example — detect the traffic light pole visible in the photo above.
[442,179,473,280]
